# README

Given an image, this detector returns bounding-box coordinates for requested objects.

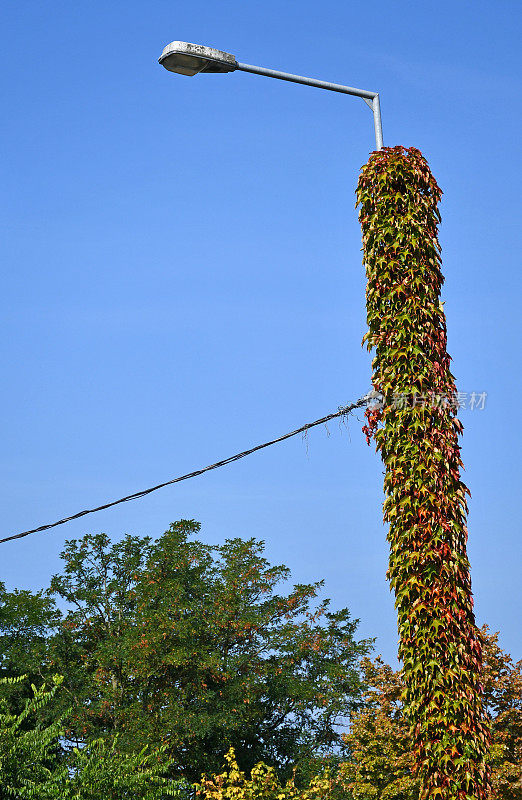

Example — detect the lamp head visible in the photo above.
[159,41,237,76]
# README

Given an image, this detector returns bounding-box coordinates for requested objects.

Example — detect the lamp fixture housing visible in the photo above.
[159,41,237,76]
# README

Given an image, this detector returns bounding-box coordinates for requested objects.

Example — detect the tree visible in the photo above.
[0,674,189,800]
[341,627,522,799]
[0,582,59,715]
[0,675,66,800]
[341,656,418,799]
[481,629,522,799]
[37,521,372,780]
[63,737,188,800]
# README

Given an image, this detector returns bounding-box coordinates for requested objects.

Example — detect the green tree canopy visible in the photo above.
[0,675,187,799]
[0,582,59,715]
[1,521,372,781]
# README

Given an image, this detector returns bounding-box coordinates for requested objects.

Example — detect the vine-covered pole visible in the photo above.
[357,146,490,799]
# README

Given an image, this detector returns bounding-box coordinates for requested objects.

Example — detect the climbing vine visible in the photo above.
[357,146,490,799]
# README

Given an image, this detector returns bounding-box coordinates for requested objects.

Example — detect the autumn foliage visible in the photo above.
[195,628,522,800]
[342,627,522,800]
[357,146,490,798]
[196,747,341,800]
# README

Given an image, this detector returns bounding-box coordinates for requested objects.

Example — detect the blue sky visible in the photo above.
[2,0,521,665]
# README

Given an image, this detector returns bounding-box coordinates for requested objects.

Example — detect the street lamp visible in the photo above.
[159,41,383,150]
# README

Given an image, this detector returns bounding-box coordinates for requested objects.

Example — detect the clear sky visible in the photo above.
[2,0,521,666]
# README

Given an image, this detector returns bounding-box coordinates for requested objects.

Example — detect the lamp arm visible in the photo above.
[235,61,383,150]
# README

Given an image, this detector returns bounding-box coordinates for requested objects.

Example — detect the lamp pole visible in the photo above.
[158,41,383,150]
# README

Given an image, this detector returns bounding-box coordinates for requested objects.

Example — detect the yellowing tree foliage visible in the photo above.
[342,628,521,800]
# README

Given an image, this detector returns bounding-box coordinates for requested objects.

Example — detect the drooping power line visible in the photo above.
[1,396,368,545]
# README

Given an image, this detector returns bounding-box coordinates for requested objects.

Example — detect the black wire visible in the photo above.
[0,397,366,545]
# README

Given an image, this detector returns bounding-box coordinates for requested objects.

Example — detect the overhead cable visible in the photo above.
[1,396,368,545]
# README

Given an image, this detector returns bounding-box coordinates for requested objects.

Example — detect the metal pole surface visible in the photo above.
[235,61,383,150]
[372,95,384,150]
